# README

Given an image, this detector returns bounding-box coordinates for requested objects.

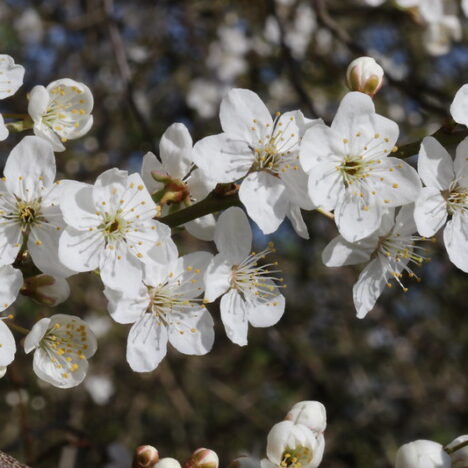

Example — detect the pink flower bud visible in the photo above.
[156,458,182,468]
[133,445,160,468]
[184,448,219,468]
[21,274,70,306]
[346,56,384,97]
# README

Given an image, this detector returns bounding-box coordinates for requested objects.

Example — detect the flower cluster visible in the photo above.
[0,50,467,393]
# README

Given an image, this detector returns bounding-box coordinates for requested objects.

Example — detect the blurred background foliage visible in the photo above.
[0,0,467,466]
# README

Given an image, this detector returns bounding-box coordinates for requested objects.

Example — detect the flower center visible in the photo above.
[446,184,468,215]
[337,155,378,187]
[99,213,127,243]
[280,446,314,468]
[230,242,285,303]
[5,199,44,231]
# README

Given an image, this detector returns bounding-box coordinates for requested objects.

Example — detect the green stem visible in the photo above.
[5,117,34,133]
[159,193,241,228]
[445,439,468,454]
[6,321,30,335]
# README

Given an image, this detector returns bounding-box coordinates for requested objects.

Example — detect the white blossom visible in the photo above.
[300,92,421,242]
[141,123,217,241]
[187,79,224,119]
[414,136,468,272]
[21,274,70,306]
[0,136,74,277]
[394,440,451,468]
[28,78,94,152]
[24,314,97,389]
[59,168,176,292]
[322,205,427,318]
[193,88,315,237]
[204,207,285,346]
[450,83,468,128]
[104,251,214,372]
[261,421,324,468]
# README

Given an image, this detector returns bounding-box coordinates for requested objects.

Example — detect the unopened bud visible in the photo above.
[21,274,70,306]
[155,458,182,468]
[0,366,6,378]
[395,440,451,468]
[285,401,327,434]
[184,448,219,468]
[132,445,159,468]
[346,56,384,97]
[447,435,468,468]
[151,170,172,184]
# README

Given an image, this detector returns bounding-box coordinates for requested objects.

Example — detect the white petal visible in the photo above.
[186,168,217,201]
[192,133,252,183]
[443,215,468,273]
[184,215,216,241]
[0,265,23,312]
[370,157,422,207]
[331,92,376,136]
[171,251,213,299]
[4,136,56,201]
[299,123,340,172]
[27,85,49,121]
[220,289,249,346]
[247,293,285,328]
[168,307,214,355]
[322,235,376,267]
[239,172,288,234]
[99,244,144,293]
[0,55,24,99]
[141,152,164,195]
[454,136,468,185]
[32,122,66,152]
[0,222,22,267]
[0,115,8,141]
[353,258,387,319]
[307,160,345,211]
[414,187,447,237]
[59,181,99,230]
[417,137,454,190]
[281,164,314,210]
[0,321,16,366]
[214,206,252,263]
[392,204,418,236]
[287,204,309,239]
[127,314,168,372]
[204,254,232,302]
[335,189,381,242]
[159,123,193,179]
[104,286,149,324]
[219,88,273,144]
[451,84,468,127]
[24,317,51,353]
[59,227,103,272]
[92,168,128,208]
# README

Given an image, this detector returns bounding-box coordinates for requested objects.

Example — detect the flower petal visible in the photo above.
[214,206,252,263]
[27,85,49,121]
[246,293,285,328]
[307,160,345,211]
[0,320,16,366]
[104,286,149,324]
[184,215,216,241]
[239,172,288,234]
[454,136,468,185]
[192,133,252,183]
[4,136,56,201]
[168,307,214,356]
[219,88,273,144]
[443,214,468,273]
[220,289,249,346]
[0,265,23,312]
[159,123,193,179]
[322,235,376,267]
[204,254,232,302]
[414,187,448,237]
[126,314,168,372]
[451,84,468,127]
[300,123,340,172]
[141,152,164,195]
[417,136,454,190]
[286,204,309,239]
[353,258,387,319]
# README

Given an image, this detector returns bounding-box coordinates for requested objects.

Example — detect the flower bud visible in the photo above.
[0,366,6,378]
[447,435,468,468]
[133,445,160,468]
[184,448,219,468]
[395,440,451,468]
[21,274,70,306]
[346,56,384,97]
[155,458,182,468]
[285,401,326,434]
